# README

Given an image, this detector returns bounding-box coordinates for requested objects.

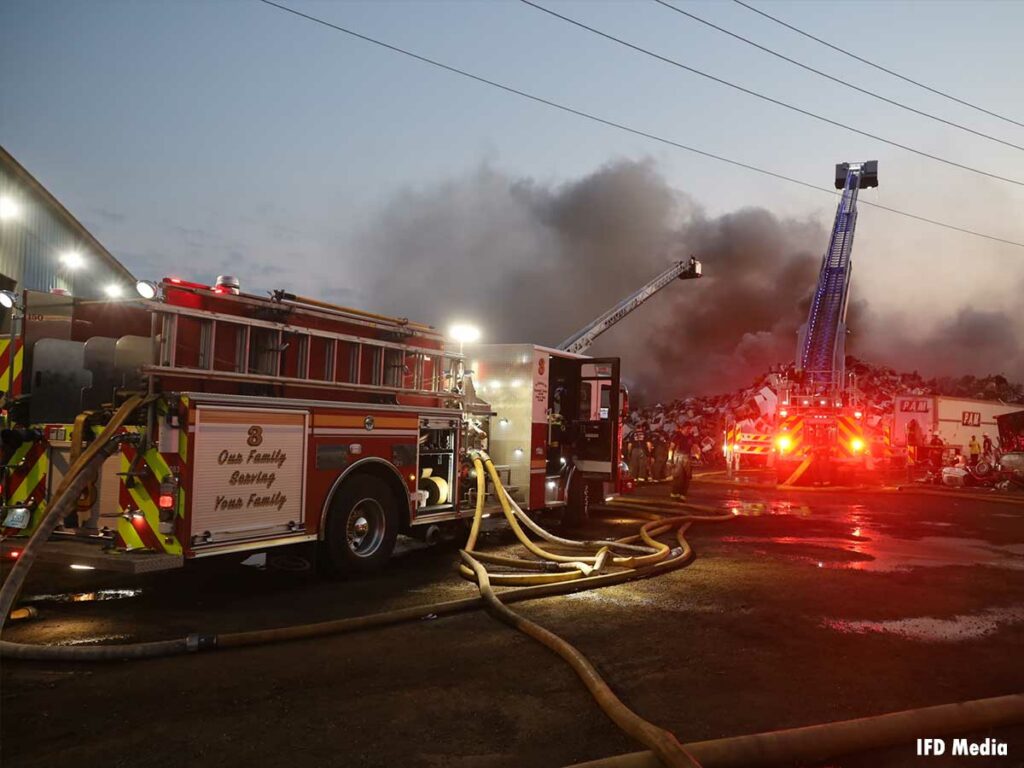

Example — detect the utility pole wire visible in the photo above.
[653,0,1024,153]
[254,0,1024,250]
[519,0,1024,188]
[733,0,1024,131]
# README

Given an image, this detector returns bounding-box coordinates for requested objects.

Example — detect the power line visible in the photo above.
[653,0,1024,153]
[733,0,1024,131]
[254,0,1024,250]
[519,0,1024,188]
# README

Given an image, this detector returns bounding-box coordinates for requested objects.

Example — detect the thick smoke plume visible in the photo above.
[349,159,1022,400]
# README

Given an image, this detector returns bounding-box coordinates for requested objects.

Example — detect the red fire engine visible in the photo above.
[0,276,625,572]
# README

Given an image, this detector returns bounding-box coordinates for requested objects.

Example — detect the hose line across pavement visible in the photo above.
[3,433,1022,768]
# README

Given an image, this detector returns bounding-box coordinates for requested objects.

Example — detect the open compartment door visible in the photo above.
[563,357,621,480]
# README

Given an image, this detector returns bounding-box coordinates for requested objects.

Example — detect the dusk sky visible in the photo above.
[3,0,1023,393]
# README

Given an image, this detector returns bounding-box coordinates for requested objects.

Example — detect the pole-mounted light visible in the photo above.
[448,323,481,345]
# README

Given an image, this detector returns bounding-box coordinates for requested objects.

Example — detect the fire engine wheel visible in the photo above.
[325,476,399,572]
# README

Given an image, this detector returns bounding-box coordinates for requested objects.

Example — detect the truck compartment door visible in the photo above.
[566,358,621,479]
[191,407,308,548]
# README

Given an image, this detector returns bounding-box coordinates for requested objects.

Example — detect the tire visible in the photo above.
[324,475,399,572]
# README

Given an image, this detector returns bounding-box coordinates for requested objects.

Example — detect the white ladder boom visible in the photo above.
[557,257,701,355]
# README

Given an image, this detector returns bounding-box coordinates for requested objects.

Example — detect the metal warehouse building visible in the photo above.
[0,146,134,299]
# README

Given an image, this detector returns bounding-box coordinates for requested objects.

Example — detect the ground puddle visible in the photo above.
[721,531,1024,572]
[823,606,1024,642]
[21,588,143,604]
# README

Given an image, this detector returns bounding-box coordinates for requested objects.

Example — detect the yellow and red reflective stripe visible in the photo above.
[836,416,865,457]
[734,432,773,454]
[116,433,183,555]
[0,339,24,396]
[5,442,49,533]
[776,415,805,455]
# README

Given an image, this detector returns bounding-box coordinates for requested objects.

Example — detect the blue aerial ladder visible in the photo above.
[773,161,878,486]
[795,161,878,394]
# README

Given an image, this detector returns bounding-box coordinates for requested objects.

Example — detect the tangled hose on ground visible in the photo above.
[3,439,1019,768]
[0,444,728,667]
[0,432,731,763]
[458,451,736,768]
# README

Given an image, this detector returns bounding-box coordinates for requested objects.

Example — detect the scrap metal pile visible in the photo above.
[625,358,1024,462]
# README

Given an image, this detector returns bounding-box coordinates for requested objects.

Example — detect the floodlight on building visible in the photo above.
[0,196,20,221]
[60,251,85,270]
[104,284,124,299]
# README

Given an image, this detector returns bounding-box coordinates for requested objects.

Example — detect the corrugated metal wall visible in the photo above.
[0,163,128,298]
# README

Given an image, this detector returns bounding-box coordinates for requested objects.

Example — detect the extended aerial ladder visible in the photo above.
[557,256,702,355]
[795,161,878,393]
[772,162,878,485]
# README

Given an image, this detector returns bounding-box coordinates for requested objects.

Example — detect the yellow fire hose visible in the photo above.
[0,445,726,663]
[462,550,701,768]
[568,693,1024,768]
[3,435,1021,768]
[456,451,742,767]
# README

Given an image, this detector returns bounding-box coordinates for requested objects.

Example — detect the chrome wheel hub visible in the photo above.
[346,499,385,557]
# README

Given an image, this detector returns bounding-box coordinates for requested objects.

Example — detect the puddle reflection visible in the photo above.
[824,606,1024,642]
[22,589,143,604]
[724,532,1024,571]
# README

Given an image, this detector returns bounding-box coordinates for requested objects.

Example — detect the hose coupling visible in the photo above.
[186,634,218,652]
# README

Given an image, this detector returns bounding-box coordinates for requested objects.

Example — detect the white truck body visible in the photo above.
[892,395,1020,452]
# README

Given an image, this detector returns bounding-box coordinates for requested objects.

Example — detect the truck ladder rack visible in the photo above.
[147,304,463,400]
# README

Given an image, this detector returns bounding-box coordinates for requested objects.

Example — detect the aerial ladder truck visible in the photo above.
[556,256,702,355]
[466,256,701,520]
[773,161,878,485]
[0,258,701,572]
[557,256,702,495]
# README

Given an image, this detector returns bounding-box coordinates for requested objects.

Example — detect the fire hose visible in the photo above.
[2,421,1022,766]
[458,452,734,768]
[0,427,728,665]
[0,412,726,764]
[0,395,147,634]
[568,694,1024,768]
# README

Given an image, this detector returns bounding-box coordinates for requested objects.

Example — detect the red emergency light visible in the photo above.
[163,277,208,290]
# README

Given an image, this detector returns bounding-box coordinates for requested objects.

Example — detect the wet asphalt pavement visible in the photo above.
[1,481,1023,767]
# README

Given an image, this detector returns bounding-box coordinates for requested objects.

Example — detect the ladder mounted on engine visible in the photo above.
[141,279,463,400]
[794,161,878,395]
[556,257,702,355]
